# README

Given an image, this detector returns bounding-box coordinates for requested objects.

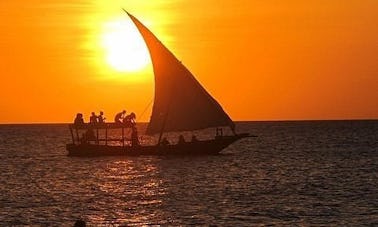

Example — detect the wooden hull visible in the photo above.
[66,134,251,157]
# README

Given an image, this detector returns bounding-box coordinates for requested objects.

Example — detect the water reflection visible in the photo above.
[88,158,166,225]
[0,122,377,225]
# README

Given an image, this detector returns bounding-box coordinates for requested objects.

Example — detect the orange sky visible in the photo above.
[0,0,377,123]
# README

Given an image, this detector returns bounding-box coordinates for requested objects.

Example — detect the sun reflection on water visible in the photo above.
[88,158,166,225]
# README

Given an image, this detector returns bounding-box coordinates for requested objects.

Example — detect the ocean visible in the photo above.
[0,121,377,226]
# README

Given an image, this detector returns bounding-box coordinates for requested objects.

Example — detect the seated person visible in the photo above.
[160,137,170,146]
[123,112,136,127]
[74,113,84,125]
[215,128,224,140]
[178,135,185,144]
[191,135,199,142]
[81,128,96,143]
[114,110,126,124]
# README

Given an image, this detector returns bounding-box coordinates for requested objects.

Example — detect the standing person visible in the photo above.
[114,110,126,123]
[131,126,140,146]
[97,111,106,123]
[89,112,97,124]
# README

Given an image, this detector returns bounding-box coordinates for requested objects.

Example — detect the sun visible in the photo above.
[101,18,150,72]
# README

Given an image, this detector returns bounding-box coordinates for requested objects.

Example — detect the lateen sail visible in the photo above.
[127,12,235,135]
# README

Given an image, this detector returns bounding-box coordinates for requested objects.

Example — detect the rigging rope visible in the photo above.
[138,99,153,121]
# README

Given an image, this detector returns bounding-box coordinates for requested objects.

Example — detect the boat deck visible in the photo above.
[66,133,253,157]
[68,123,137,147]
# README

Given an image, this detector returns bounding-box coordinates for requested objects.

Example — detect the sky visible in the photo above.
[0,0,377,123]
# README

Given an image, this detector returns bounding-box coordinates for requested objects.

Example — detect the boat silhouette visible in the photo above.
[66,11,253,156]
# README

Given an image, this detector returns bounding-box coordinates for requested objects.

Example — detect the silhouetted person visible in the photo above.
[124,112,136,127]
[74,113,84,125]
[131,126,140,146]
[178,135,185,144]
[98,111,106,123]
[114,110,126,123]
[74,219,86,227]
[191,135,198,142]
[89,112,97,124]
[215,128,223,139]
[160,137,170,146]
[81,128,96,143]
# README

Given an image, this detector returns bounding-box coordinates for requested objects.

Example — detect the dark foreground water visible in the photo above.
[0,121,377,226]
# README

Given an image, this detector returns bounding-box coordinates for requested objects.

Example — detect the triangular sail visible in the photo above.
[127,12,235,135]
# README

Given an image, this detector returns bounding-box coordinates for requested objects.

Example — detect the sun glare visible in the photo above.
[101,18,150,72]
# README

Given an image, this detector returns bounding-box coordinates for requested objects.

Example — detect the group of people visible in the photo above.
[90,111,106,124]
[73,110,140,146]
[159,135,198,146]
[73,110,136,126]
[73,111,202,147]
[74,112,105,125]
[114,110,136,127]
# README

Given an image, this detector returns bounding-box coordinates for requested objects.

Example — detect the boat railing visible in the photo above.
[69,122,133,130]
[68,123,135,146]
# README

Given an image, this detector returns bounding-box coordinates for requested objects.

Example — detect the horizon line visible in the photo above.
[0,118,377,125]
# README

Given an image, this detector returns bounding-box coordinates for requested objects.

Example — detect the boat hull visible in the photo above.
[66,134,250,157]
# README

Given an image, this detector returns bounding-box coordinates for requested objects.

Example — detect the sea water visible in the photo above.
[0,121,377,226]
